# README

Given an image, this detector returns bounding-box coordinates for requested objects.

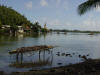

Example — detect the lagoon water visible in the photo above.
[0,32,100,73]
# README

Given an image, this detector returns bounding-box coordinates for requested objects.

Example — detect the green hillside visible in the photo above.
[0,5,32,26]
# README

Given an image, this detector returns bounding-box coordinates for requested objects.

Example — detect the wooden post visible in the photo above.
[21,52,23,64]
[16,52,19,63]
[39,51,41,61]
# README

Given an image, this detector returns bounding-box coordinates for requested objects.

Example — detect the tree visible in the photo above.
[0,5,33,26]
[0,5,42,33]
[78,0,100,15]
[10,25,18,34]
[0,21,2,28]
[31,22,41,32]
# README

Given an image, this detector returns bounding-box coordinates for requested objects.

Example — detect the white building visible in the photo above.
[17,26,24,33]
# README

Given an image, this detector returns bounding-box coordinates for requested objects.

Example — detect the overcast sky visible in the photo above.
[1,0,100,31]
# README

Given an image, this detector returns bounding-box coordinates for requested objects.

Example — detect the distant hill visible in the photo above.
[0,5,32,26]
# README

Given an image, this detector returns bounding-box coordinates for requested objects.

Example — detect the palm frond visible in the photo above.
[78,0,100,15]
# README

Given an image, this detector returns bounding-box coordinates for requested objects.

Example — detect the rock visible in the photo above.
[87,54,89,56]
[70,55,72,57]
[61,53,65,56]
[56,52,60,56]
[57,63,62,65]
[79,55,81,57]
[56,54,60,56]
[65,54,71,56]
[73,53,75,55]
[57,52,60,53]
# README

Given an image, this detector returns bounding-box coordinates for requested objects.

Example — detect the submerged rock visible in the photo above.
[65,54,71,56]
[57,63,62,65]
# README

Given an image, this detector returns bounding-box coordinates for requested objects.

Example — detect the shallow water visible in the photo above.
[0,32,100,73]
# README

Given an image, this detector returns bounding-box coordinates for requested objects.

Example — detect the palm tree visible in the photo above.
[78,0,100,15]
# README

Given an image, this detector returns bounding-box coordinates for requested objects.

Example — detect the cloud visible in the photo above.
[80,14,100,31]
[40,0,48,7]
[40,13,100,30]
[82,14,97,26]
[25,1,33,9]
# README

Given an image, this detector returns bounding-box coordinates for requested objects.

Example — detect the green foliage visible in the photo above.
[0,5,32,26]
[78,0,100,15]
[31,22,41,32]
[41,28,48,32]
[0,21,2,28]
[0,5,42,33]
[10,25,18,31]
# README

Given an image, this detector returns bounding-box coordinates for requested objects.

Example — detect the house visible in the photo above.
[17,26,24,33]
[2,25,24,33]
[2,25,11,29]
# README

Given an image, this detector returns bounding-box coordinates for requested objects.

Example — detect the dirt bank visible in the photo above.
[1,59,100,75]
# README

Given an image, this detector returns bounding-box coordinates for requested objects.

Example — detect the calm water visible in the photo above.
[0,32,100,73]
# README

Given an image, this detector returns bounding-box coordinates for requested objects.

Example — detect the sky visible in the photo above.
[1,0,100,31]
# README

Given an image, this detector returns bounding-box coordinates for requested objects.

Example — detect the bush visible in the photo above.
[41,28,48,32]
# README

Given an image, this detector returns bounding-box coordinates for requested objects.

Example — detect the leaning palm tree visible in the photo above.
[78,0,100,15]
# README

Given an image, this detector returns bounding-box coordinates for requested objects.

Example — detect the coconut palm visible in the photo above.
[78,0,100,15]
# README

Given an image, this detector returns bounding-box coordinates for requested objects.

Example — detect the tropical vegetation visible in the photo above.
[0,5,42,33]
[31,22,41,32]
[0,21,2,28]
[78,0,100,15]
[0,5,33,26]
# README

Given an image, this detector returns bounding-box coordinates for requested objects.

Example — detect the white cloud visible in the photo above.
[82,14,97,26]
[25,1,33,9]
[40,0,48,7]
[80,14,100,31]
[40,13,100,30]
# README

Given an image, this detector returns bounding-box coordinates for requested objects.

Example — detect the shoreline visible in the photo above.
[1,59,100,75]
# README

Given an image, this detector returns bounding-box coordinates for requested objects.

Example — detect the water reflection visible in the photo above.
[0,33,44,47]
[9,50,53,68]
[1,32,100,72]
